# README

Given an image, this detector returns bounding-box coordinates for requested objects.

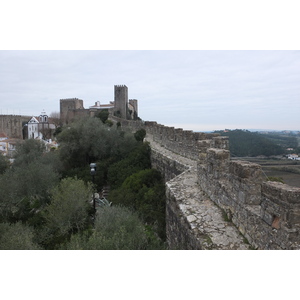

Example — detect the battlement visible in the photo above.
[60,98,83,101]
[144,121,223,160]
[196,139,300,249]
[118,119,300,249]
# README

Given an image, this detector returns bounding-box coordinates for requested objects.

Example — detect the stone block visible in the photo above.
[229,161,262,182]
[212,136,229,150]
[262,182,300,204]
[262,211,274,226]
[287,210,300,227]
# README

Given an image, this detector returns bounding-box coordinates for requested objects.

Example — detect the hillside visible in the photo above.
[215,129,285,157]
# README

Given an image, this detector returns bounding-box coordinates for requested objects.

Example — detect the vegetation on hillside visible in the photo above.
[258,132,299,151]
[215,130,287,157]
[0,117,166,250]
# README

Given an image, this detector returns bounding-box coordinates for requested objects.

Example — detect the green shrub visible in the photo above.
[0,222,41,250]
[62,206,164,250]
[266,176,285,184]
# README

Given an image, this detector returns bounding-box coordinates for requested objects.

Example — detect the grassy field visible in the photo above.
[232,158,300,188]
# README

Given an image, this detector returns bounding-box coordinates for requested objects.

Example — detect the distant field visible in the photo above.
[232,158,300,188]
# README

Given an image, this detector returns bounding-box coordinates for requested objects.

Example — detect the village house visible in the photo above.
[0,136,22,157]
[24,111,56,141]
[287,154,300,160]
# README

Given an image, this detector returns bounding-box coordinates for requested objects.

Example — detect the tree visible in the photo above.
[0,141,61,223]
[109,169,166,240]
[134,128,146,142]
[0,154,9,174]
[61,206,164,250]
[107,142,151,189]
[0,159,60,223]
[57,117,138,168]
[41,177,92,248]
[0,222,41,250]
[95,109,109,124]
[56,117,139,190]
[216,130,285,157]
[13,139,46,168]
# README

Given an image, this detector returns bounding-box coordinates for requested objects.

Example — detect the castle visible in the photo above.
[60,85,138,124]
[1,84,300,249]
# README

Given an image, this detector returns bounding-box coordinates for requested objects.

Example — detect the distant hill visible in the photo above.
[215,130,285,157]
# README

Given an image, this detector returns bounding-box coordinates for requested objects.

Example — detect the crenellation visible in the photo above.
[127,118,300,249]
[212,136,229,150]
[3,84,299,249]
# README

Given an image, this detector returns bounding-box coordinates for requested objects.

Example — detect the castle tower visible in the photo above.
[114,85,128,119]
[60,98,84,124]
[129,99,138,120]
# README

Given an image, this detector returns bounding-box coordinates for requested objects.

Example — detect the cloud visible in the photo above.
[0,50,299,130]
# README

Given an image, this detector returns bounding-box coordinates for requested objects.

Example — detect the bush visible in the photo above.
[13,139,46,168]
[107,142,151,189]
[57,117,139,170]
[0,222,41,250]
[41,177,92,249]
[134,128,146,142]
[266,176,285,184]
[95,109,109,124]
[62,206,164,250]
[0,159,60,223]
[109,169,166,240]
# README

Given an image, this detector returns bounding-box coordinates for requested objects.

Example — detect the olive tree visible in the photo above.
[62,206,156,250]
[41,177,92,248]
[57,116,138,168]
[0,156,60,223]
[13,139,46,168]
[0,222,41,250]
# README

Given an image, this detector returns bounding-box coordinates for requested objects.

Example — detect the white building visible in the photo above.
[28,116,40,139]
[27,111,55,141]
[287,154,300,160]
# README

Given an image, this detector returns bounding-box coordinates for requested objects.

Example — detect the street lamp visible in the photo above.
[90,163,97,218]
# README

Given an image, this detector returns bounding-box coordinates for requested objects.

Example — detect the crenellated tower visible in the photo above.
[114,85,128,119]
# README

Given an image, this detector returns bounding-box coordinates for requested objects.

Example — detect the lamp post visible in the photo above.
[90,163,97,219]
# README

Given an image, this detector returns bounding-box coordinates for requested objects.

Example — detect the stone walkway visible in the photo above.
[146,135,251,249]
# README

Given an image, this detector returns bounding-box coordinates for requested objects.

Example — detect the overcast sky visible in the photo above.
[0,50,299,131]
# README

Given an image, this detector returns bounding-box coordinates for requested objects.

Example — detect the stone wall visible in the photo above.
[149,147,201,249]
[0,115,32,139]
[197,148,300,249]
[119,119,300,249]
[144,122,220,160]
[150,147,188,182]
[145,134,250,249]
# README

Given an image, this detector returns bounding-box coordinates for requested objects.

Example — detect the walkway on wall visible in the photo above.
[145,134,251,249]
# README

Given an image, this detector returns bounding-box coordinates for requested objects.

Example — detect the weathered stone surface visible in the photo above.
[146,134,251,250]
[123,120,300,250]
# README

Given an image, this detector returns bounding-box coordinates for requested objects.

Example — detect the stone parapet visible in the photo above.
[148,136,250,249]
[119,119,300,249]
[143,121,221,160]
[198,146,300,249]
